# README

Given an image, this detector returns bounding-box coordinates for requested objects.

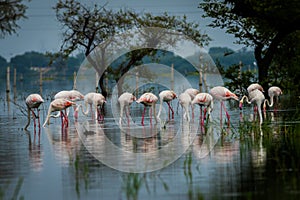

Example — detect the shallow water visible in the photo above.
[1,76,300,199]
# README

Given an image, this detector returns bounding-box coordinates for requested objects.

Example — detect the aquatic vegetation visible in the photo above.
[0,177,24,200]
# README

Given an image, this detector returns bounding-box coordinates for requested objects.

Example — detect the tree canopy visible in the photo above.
[0,0,29,38]
[199,0,300,90]
[54,0,211,96]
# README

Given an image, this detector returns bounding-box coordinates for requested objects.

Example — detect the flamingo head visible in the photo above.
[65,100,76,108]
[225,91,239,101]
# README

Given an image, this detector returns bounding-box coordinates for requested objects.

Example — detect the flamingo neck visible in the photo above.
[240,95,250,104]
[257,104,263,124]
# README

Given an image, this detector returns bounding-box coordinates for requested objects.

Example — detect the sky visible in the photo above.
[0,0,243,61]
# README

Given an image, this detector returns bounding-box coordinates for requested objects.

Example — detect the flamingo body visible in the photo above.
[240,89,265,124]
[192,93,214,125]
[43,99,75,127]
[247,83,264,94]
[118,92,136,125]
[136,93,158,125]
[210,86,238,126]
[54,90,84,101]
[263,86,282,111]
[178,92,192,121]
[81,92,106,121]
[25,94,44,130]
[157,90,177,121]
[54,90,84,119]
[184,88,199,100]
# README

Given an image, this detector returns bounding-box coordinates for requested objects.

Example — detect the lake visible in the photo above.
[0,72,300,199]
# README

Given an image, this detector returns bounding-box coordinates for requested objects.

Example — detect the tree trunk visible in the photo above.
[99,75,108,97]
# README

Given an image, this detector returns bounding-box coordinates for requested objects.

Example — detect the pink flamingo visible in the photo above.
[157,90,177,121]
[246,83,264,113]
[209,86,239,126]
[43,99,75,127]
[136,92,158,125]
[178,92,192,122]
[80,92,106,122]
[247,83,264,93]
[118,92,136,125]
[192,93,214,126]
[240,89,265,124]
[54,89,84,119]
[184,88,200,118]
[25,94,44,130]
[263,86,282,111]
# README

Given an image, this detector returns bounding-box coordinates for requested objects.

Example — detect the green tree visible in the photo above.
[0,55,8,78]
[199,0,300,89]
[10,51,50,73]
[0,0,29,38]
[54,0,210,96]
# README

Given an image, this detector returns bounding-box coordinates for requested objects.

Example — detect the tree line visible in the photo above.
[1,0,299,94]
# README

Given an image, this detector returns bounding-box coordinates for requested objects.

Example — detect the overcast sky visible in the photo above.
[0,0,243,61]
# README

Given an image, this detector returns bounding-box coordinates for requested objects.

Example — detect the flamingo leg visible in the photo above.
[37,108,41,129]
[126,106,130,125]
[149,106,153,125]
[60,111,64,126]
[200,106,204,126]
[191,104,194,119]
[220,102,223,125]
[31,110,37,128]
[167,102,174,120]
[73,105,78,119]
[141,106,146,125]
[221,101,230,126]
[203,108,207,121]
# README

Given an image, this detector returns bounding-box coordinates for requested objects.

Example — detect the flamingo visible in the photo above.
[54,89,84,119]
[178,92,192,122]
[118,92,136,125]
[263,86,282,111]
[247,83,264,93]
[157,90,177,121]
[240,89,265,124]
[80,92,106,122]
[209,86,239,126]
[136,92,158,125]
[43,99,75,127]
[184,88,200,118]
[192,93,214,126]
[24,94,44,130]
[184,88,200,100]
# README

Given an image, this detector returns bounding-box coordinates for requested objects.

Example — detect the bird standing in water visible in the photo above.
[263,86,282,111]
[178,92,192,122]
[25,94,44,130]
[80,92,106,122]
[118,92,136,125]
[43,99,75,128]
[210,86,239,126]
[157,90,177,121]
[184,88,200,119]
[240,89,265,125]
[136,92,158,126]
[192,93,214,126]
[54,89,84,119]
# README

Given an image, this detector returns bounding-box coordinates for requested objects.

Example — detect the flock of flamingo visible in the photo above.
[24,83,282,131]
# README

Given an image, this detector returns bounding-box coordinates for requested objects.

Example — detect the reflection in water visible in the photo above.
[44,125,80,166]
[25,129,43,172]
[1,81,300,199]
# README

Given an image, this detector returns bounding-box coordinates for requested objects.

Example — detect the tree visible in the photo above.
[54,0,210,97]
[0,0,29,38]
[199,0,300,89]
